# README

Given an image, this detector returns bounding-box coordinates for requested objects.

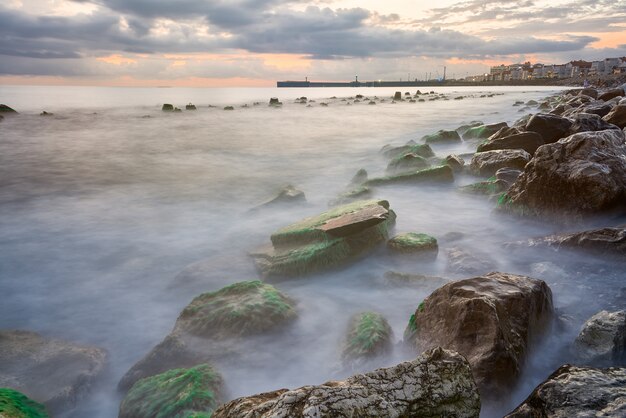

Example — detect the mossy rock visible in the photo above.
[0,388,49,418]
[386,153,430,175]
[119,364,223,418]
[328,186,371,206]
[462,122,508,139]
[253,200,396,277]
[342,312,393,364]
[176,281,297,338]
[422,130,461,144]
[366,165,454,186]
[162,104,174,112]
[381,143,434,159]
[388,233,438,257]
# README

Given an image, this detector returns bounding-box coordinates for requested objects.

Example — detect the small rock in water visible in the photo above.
[269,97,282,107]
[393,91,402,100]
[161,103,174,111]
[40,111,53,116]
[223,106,234,111]
[0,104,18,113]
[388,232,438,258]
[251,184,306,211]
[340,311,393,369]
[446,247,497,275]
[574,310,626,366]
[185,103,197,110]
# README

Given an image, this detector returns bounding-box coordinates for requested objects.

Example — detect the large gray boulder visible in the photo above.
[505,365,626,417]
[470,149,531,176]
[525,113,573,143]
[500,129,626,218]
[598,87,625,102]
[404,272,554,397]
[569,112,620,134]
[212,347,481,418]
[0,330,107,414]
[604,104,626,128]
[574,310,626,366]
[476,131,544,155]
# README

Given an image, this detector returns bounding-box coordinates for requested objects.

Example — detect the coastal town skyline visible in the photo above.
[1,0,625,86]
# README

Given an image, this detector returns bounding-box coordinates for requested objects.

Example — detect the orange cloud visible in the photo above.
[587,31,626,49]
[0,75,273,88]
[96,54,137,65]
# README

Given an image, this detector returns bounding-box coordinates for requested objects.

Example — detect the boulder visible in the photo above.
[524,227,626,258]
[444,154,465,172]
[0,330,107,414]
[212,347,481,418]
[388,233,438,257]
[446,247,496,275]
[162,104,174,111]
[487,126,522,141]
[341,312,393,368]
[574,310,626,366]
[223,106,234,111]
[381,143,434,159]
[495,167,522,186]
[525,113,573,143]
[463,122,508,139]
[603,104,626,128]
[0,104,18,113]
[119,364,223,418]
[470,149,531,176]
[583,102,613,117]
[476,132,544,155]
[251,200,396,277]
[569,112,620,134]
[393,91,402,100]
[455,121,483,136]
[404,272,554,396]
[422,129,461,144]
[367,165,454,186]
[505,365,626,417]
[579,87,598,99]
[252,185,306,210]
[119,281,297,390]
[0,388,50,418]
[500,129,626,218]
[598,88,625,102]
[386,153,430,174]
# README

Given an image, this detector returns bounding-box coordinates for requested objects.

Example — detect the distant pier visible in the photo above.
[277,79,565,88]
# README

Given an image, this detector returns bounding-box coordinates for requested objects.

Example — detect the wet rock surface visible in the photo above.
[476,131,544,155]
[574,310,626,366]
[525,113,573,143]
[470,149,531,176]
[212,347,481,418]
[340,312,393,368]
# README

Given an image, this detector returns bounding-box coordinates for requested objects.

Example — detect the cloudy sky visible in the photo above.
[1,0,625,86]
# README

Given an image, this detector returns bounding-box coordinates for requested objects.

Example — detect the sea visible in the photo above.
[1,85,624,417]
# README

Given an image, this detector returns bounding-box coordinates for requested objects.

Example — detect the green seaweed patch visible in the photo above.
[418,301,425,312]
[0,388,49,418]
[403,313,419,342]
[270,199,389,246]
[342,312,393,361]
[388,232,438,255]
[119,364,222,418]
[367,165,454,186]
[386,153,430,174]
[177,281,297,338]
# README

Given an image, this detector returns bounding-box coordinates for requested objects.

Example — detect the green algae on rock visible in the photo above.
[119,364,223,418]
[381,143,435,160]
[386,153,430,175]
[176,281,297,338]
[341,312,393,365]
[0,388,49,418]
[388,233,438,256]
[422,129,462,144]
[252,200,396,278]
[367,165,454,187]
[462,122,508,139]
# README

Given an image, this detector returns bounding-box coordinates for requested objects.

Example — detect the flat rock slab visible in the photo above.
[213,347,481,418]
[0,330,106,414]
[318,204,388,237]
[505,365,626,417]
[524,227,626,258]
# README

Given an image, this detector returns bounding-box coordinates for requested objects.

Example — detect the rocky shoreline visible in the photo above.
[2,83,626,417]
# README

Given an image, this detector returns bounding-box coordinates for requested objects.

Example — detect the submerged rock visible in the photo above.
[119,281,297,390]
[381,143,435,160]
[367,165,454,186]
[162,103,174,111]
[470,149,531,176]
[252,185,306,210]
[119,364,223,418]
[39,111,53,117]
[505,365,626,417]
[404,272,554,397]
[0,330,107,414]
[349,168,368,185]
[341,312,393,367]
[393,91,402,100]
[0,388,50,418]
[604,104,626,128]
[0,104,18,113]
[382,271,448,290]
[524,226,626,258]
[444,154,465,172]
[446,247,496,275]
[463,122,508,139]
[500,129,626,218]
[328,185,371,206]
[386,153,430,174]
[212,347,481,418]
[185,103,197,110]
[251,200,396,278]
[477,132,544,155]
[388,232,438,257]
[223,106,234,111]
[574,310,626,366]
[422,129,461,144]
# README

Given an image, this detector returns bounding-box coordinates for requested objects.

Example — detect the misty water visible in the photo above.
[1,85,625,417]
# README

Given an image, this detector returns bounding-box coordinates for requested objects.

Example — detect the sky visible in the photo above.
[1,0,625,86]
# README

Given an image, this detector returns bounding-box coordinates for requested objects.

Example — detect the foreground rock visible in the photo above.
[119,364,223,418]
[470,149,531,176]
[213,347,481,418]
[388,233,438,258]
[251,200,396,277]
[500,129,626,218]
[119,281,297,390]
[598,87,625,102]
[574,310,626,366]
[0,330,106,414]
[604,104,626,128]
[341,312,393,368]
[523,226,626,258]
[404,272,554,396]
[569,112,620,134]
[0,388,50,418]
[525,113,573,143]
[505,365,626,417]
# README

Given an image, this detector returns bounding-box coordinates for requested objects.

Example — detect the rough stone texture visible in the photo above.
[495,167,522,186]
[119,281,297,391]
[458,179,506,196]
[422,129,461,144]
[604,104,626,128]
[341,312,393,368]
[500,129,626,218]
[524,227,626,258]
[0,330,106,414]
[456,121,483,136]
[569,112,620,134]
[574,310,626,366]
[381,143,435,160]
[0,388,50,418]
[252,200,396,277]
[463,122,508,139]
[598,87,625,102]
[213,347,481,418]
[367,165,454,186]
[444,154,465,172]
[446,247,497,275]
[583,102,612,117]
[579,87,598,99]
[505,365,626,417]
[119,364,223,418]
[477,132,544,155]
[525,113,573,143]
[404,272,554,397]
[470,149,531,176]
[387,233,438,257]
